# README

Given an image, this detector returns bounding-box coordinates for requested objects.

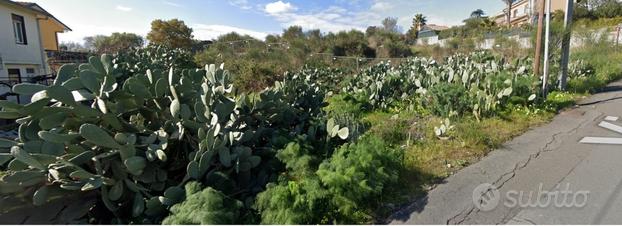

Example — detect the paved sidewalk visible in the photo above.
[389,80,622,224]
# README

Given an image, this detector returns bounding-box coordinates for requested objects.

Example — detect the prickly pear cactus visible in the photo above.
[0,54,345,223]
[342,51,539,117]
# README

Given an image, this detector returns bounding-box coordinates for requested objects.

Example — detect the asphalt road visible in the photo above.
[389,80,622,224]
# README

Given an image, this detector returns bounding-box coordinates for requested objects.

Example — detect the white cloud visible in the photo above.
[370,1,393,12]
[162,1,182,7]
[115,5,132,12]
[264,1,461,34]
[229,0,252,10]
[263,5,374,33]
[264,1,297,15]
[192,24,268,40]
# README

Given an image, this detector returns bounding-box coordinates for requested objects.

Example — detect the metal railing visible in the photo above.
[0,74,55,101]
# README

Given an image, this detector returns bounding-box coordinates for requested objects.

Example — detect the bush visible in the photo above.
[255,136,401,224]
[594,0,622,18]
[163,182,243,224]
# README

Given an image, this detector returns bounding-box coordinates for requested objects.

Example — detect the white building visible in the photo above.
[0,0,70,103]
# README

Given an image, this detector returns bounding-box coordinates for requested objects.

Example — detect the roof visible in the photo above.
[0,0,71,31]
[421,24,449,31]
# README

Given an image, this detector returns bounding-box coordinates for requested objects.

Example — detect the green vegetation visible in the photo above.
[147,19,195,49]
[568,38,622,93]
[0,53,350,223]
[82,32,144,54]
[5,3,622,222]
[4,37,618,222]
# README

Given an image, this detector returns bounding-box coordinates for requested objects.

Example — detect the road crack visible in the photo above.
[448,110,604,224]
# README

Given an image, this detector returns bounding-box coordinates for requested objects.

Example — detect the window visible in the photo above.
[7,69,21,84]
[513,9,518,18]
[26,68,35,74]
[12,14,27,45]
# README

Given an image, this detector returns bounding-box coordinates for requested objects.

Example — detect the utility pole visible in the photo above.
[533,0,546,75]
[558,0,575,90]
[616,25,621,46]
[543,0,552,98]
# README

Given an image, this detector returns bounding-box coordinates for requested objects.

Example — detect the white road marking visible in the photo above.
[580,120,622,145]
[599,121,622,135]
[580,137,622,145]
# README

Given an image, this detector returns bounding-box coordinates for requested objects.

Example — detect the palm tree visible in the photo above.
[413,14,427,32]
[502,0,514,28]
[470,9,485,18]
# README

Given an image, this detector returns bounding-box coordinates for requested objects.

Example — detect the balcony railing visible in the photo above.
[0,74,55,100]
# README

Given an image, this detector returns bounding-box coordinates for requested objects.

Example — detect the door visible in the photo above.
[6,69,21,103]
[7,68,21,84]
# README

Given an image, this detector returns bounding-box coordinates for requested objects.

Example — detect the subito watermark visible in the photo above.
[472,183,589,211]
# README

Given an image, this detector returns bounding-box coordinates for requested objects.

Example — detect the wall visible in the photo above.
[533,0,567,13]
[417,35,440,45]
[0,3,45,71]
[39,18,63,51]
[417,27,621,50]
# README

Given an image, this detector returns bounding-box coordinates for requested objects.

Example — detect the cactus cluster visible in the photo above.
[342,52,539,118]
[0,54,347,223]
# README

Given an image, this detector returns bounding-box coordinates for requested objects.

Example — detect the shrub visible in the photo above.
[163,182,243,225]
[594,0,622,18]
[255,136,401,224]
[316,136,401,222]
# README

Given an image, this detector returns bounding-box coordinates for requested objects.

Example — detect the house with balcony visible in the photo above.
[493,0,568,27]
[0,0,70,103]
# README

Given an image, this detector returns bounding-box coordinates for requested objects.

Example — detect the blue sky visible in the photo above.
[27,0,505,43]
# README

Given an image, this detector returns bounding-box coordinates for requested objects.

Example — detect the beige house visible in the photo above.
[493,0,569,27]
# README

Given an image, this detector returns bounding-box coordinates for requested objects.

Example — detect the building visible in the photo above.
[493,0,568,27]
[416,24,450,45]
[0,0,70,103]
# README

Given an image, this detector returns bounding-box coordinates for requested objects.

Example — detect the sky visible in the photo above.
[26,0,506,43]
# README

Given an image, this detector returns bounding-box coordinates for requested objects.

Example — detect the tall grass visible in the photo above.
[569,36,622,93]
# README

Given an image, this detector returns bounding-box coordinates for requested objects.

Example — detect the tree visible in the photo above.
[413,14,427,32]
[480,17,497,30]
[574,0,593,19]
[83,32,144,54]
[502,0,514,28]
[470,9,485,18]
[147,19,194,49]
[59,41,89,52]
[283,26,305,40]
[381,17,399,33]
[366,26,379,36]
[406,14,427,41]
[330,30,374,57]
